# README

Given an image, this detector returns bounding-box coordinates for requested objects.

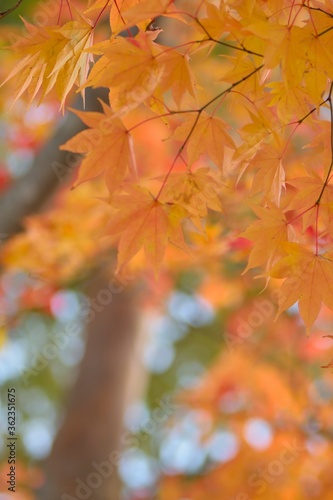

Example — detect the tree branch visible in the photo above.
[0,0,23,20]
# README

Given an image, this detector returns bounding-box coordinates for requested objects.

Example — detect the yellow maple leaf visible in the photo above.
[303,10,333,80]
[1,17,94,109]
[287,174,333,232]
[84,32,163,112]
[270,243,333,333]
[158,49,196,107]
[199,2,241,40]
[221,53,261,95]
[246,20,307,87]
[51,19,94,109]
[248,143,286,205]
[159,167,224,228]
[109,0,140,35]
[266,81,311,123]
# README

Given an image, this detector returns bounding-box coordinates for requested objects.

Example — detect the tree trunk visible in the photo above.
[37,268,139,500]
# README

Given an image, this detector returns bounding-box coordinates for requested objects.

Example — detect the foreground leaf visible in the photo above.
[107,185,188,275]
[1,17,94,109]
[173,112,235,170]
[241,202,290,273]
[270,243,333,333]
[60,102,134,193]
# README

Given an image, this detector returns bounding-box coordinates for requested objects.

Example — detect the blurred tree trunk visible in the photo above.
[0,37,151,500]
[0,80,148,500]
[37,268,140,500]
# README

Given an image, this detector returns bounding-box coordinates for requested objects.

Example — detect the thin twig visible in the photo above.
[0,0,23,20]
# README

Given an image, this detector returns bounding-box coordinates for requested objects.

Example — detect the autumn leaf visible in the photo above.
[3,0,333,338]
[287,174,333,232]
[109,0,140,35]
[60,102,135,193]
[231,98,280,174]
[159,167,224,229]
[269,243,333,333]
[50,18,95,109]
[303,10,333,80]
[266,81,311,122]
[248,143,286,205]
[106,184,188,275]
[1,16,94,109]
[84,31,163,112]
[246,21,307,87]
[220,53,262,97]
[158,49,196,107]
[199,2,240,40]
[241,202,291,273]
[173,112,235,171]
[110,0,178,35]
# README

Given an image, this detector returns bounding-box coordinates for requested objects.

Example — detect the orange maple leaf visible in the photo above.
[270,243,333,333]
[106,185,188,275]
[241,202,291,273]
[110,0,176,35]
[60,102,135,193]
[173,112,235,170]
[109,0,140,35]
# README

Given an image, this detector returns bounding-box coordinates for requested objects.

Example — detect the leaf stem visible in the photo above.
[66,0,73,21]
[114,0,132,37]
[195,18,264,57]
[315,203,319,255]
[0,0,23,20]
[93,0,110,28]
[57,0,63,25]
[287,204,316,225]
[155,113,201,200]
[316,81,333,205]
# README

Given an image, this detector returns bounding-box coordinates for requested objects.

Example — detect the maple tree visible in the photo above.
[2,0,333,332]
[1,0,333,498]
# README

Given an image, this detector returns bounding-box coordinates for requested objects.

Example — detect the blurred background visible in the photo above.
[1,2,333,500]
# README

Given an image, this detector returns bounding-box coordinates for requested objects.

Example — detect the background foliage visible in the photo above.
[1,1,333,499]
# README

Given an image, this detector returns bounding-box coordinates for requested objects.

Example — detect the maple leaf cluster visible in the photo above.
[3,0,333,332]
